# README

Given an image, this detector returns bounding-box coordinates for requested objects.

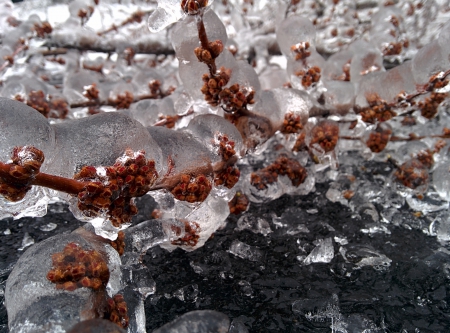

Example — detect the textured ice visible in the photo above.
[152,310,229,333]
[303,237,334,265]
[125,219,168,254]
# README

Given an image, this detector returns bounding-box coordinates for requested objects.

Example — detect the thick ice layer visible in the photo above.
[0,97,55,164]
[49,112,163,178]
[147,126,213,177]
[5,228,122,333]
[186,114,245,162]
[171,8,227,63]
[276,15,316,57]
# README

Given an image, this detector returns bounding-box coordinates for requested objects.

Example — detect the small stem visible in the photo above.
[196,12,217,75]
[0,161,85,195]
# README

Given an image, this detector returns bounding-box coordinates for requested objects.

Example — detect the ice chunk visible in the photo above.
[5,228,122,333]
[236,215,272,236]
[125,219,168,254]
[433,161,450,201]
[148,0,184,33]
[152,310,230,333]
[303,238,334,265]
[430,212,450,242]
[228,240,263,262]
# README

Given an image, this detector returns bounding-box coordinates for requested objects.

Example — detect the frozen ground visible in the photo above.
[1,154,450,333]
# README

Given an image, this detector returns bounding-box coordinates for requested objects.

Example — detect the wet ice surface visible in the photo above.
[1,155,450,332]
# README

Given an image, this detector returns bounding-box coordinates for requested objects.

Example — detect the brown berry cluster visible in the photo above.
[170,174,212,203]
[201,67,231,107]
[394,159,429,191]
[309,120,340,153]
[181,0,209,14]
[214,166,240,188]
[419,92,447,119]
[109,91,133,110]
[75,150,158,227]
[366,125,392,153]
[292,133,306,152]
[105,294,129,329]
[33,21,52,38]
[251,154,307,190]
[228,191,249,215]
[216,134,236,161]
[83,83,100,101]
[46,242,109,291]
[0,146,44,202]
[359,93,396,124]
[291,42,311,60]
[25,90,50,117]
[281,112,304,134]
[218,83,256,113]
[171,220,200,247]
[110,231,125,256]
[382,41,403,56]
[295,66,321,88]
[194,40,224,65]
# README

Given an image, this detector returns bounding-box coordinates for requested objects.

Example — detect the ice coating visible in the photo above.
[0,97,55,164]
[186,114,245,161]
[276,15,316,57]
[147,126,213,177]
[49,112,163,178]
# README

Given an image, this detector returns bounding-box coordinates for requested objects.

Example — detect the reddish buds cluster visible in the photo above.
[291,42,311,60]
[310,120,340,153]
[0,146,44,201]
[281,112,304,134]
[75,150,158,227]
[105,294,129,329]
[181,0,209,15]
[46,242,110,291]
[171,173,212,203]
[194,40,224,64]
[171,220,201,247]
[251,154,307,190]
